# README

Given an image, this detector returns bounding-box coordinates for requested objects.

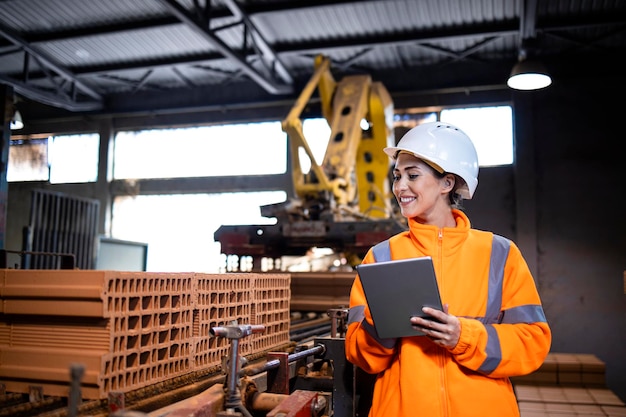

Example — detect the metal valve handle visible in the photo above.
[210,321,265,417]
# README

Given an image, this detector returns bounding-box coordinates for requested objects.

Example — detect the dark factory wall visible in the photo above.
[5,74,626,402]
[525,76,626,402]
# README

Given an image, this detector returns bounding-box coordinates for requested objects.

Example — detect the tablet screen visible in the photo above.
[356,257,443,338]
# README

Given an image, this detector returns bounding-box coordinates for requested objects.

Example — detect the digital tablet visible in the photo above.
[355,256,443,338]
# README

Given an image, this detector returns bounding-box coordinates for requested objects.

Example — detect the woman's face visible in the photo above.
[392,153,452,221]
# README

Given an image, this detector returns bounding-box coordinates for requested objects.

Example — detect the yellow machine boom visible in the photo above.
[282,54,395,219]
[215,55,405,269]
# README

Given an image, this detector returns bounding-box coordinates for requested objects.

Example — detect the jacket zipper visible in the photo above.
[437,228,449,417]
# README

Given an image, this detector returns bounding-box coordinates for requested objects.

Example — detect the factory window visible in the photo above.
[440,106,513,166]
[7,133,99,183]
[111,191,286,273]
[49,134,100,183]
[7,138,48,182]
[113,122,287,179]
[108,119,330,272]
[394,105,514,166]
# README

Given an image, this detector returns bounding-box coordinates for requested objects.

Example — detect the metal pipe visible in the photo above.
[241,344,325,377]
[249,392,289,412]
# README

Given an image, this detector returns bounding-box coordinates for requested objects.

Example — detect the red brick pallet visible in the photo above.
[0,270,290,400]
[513,353,626,417]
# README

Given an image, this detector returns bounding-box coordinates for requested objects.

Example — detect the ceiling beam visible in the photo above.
[0,22,103,110]
[157,0,293,95]
[222,0,293,85]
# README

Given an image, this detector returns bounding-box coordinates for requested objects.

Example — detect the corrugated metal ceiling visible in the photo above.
[0,0,624,118]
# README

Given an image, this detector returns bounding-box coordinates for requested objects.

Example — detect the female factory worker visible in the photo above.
[345,121,551,417]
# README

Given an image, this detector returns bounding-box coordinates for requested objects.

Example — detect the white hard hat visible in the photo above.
[384,121,479,199]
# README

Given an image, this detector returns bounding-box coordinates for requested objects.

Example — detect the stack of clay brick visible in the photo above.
[512,353,626,416]
[0,269,290,400]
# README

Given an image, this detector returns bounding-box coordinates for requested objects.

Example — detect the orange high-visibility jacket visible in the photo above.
[345,210,551,417]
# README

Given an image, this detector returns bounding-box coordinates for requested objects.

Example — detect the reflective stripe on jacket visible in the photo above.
[345,209,551,417]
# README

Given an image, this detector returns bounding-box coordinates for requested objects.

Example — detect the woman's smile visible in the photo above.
[398,196,416,205]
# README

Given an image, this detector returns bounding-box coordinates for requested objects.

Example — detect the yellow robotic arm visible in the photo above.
[282,54,395,220]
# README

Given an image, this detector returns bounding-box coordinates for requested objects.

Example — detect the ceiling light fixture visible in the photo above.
[10,109,24,130]
[507,45,552,91]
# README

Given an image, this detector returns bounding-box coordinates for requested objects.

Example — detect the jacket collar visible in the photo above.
[406,209,471,253]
